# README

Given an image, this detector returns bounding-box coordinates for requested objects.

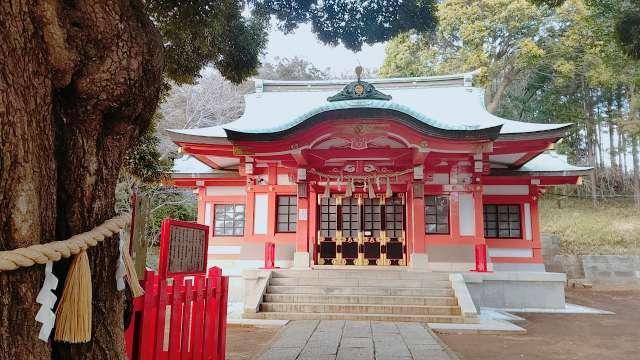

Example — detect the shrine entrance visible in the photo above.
[317,194,406,266]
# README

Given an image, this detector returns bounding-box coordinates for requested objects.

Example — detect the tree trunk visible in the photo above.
[486,71,514,114]
[633,135,640,208]
[619,130,627,185]
[0,1,163,359]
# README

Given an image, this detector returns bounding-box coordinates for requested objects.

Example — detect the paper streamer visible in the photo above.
[115,230,126,291]
[35,262,58,341]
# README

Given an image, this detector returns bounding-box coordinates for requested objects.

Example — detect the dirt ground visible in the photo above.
[226,324,281,360]
[439,289,640,360]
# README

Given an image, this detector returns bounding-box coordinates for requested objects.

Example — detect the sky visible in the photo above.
[262,23,387,76]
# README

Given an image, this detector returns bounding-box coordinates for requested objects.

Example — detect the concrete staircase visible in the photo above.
[243,269,470,323]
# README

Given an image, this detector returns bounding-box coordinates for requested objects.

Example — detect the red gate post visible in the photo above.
[190,275,206,360]
[262,242,275,269]
[472,243,489,272]
[168,276,185,359]
[138,271,160,360]
[216,276,229,360]
[181,279,194,360]
[203,267,222,360]
[155,277,170,360]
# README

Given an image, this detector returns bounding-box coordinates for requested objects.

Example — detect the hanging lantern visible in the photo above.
[376,176,381,191]
[345,178,353,197]
[338,176,343,192]
[322,177,330,198]
[385,177,393,198]
[367,179,376,199]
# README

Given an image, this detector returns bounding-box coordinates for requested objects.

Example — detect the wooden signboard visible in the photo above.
[158,219,209,280]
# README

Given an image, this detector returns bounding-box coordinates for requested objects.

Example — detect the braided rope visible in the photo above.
[0,214,131,272]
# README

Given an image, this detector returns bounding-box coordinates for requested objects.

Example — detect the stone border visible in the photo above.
[242,269,272,314]
[449,273,479,323]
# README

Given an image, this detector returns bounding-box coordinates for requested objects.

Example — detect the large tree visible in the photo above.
[0,1,437,359]
[380,0,551,113]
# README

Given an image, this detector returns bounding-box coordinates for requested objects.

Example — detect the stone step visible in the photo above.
[266,285,454,297]
[264,293,458,306]
[269,277,451,288]
[243,311,466,323]
[261,302,461,316]
[271,269,451,281]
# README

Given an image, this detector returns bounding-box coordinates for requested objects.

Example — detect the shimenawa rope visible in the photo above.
[0,214,131,271]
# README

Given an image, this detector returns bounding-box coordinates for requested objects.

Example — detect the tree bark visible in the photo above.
[486,71,514,114]
[1,1,163,359]
[632,135,640,208]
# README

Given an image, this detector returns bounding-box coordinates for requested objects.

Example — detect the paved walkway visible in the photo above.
[258,320,455,360]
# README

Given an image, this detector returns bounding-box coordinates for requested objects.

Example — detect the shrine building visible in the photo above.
[167,72,592,317]
[168,71,589,277]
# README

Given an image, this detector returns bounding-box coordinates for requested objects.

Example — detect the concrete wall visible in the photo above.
[463,272,566,310]
[541,233,640,288]
[581,255,640,287]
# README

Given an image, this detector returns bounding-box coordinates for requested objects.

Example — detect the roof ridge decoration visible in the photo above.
[327,66,392,102]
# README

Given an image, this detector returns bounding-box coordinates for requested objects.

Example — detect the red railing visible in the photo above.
[125,267,229,360]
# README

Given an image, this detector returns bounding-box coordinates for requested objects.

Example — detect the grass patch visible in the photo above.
[540,196,640,255]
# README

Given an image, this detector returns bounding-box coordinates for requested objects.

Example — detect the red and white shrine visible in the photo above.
[168,71,589,275]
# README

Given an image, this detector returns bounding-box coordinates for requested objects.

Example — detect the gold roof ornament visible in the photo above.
[327,66,392,102]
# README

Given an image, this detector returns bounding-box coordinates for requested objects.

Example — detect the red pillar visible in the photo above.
[410,182,426,254]
[473,184,489,272]
[295,181,309,253]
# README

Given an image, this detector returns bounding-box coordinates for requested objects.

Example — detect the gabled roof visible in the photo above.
[167,72,571,144]
[491,152,592,177]
[171,156,239,178]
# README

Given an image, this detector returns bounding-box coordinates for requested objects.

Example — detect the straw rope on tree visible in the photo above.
[0,213,144,343]
[0,214,130,271]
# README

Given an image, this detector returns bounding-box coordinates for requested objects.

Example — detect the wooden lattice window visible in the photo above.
[277,196,297,233]
[363,198,382,238]
[341,197,360,238]
[319,197,337,238]
[213,204,245,236]
[483,204,521,238]
[425,195,449,234]
[385,195,404,238]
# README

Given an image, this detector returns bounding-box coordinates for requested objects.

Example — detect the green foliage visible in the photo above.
[147,0,268,84]
[615,2,640,59]
[381,0,551,112]
[146,188,197,246]
[123,112,174,184]
[250,0,438,51]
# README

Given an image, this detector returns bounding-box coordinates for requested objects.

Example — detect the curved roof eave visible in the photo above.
[166,128,231,145]
[223,103,503,142]
[225,109,502,141]
[496,123,573,141]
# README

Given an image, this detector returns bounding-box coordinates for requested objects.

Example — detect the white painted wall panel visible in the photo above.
[206,186,246,196]
[483,185,529,195]
[426,173,449,184]
[204,202,212,226]
[459,192,475,236]
[253,193,268,234]
[488,248,533,258]
[524,203,532,241]
[207,245,241,254]
[277,174,292,185]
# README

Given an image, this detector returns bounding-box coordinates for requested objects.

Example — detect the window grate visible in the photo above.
[213,204,245,236]
[483,204,521,238]
[425,195,449,234]
[277,196,297,233]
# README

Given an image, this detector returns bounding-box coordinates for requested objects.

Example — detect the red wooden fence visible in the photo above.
[125,267,229,360]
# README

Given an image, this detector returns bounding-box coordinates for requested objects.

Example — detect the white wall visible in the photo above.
[253,194,268,234]
[459,192,475,236]
[206,186,246,196]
